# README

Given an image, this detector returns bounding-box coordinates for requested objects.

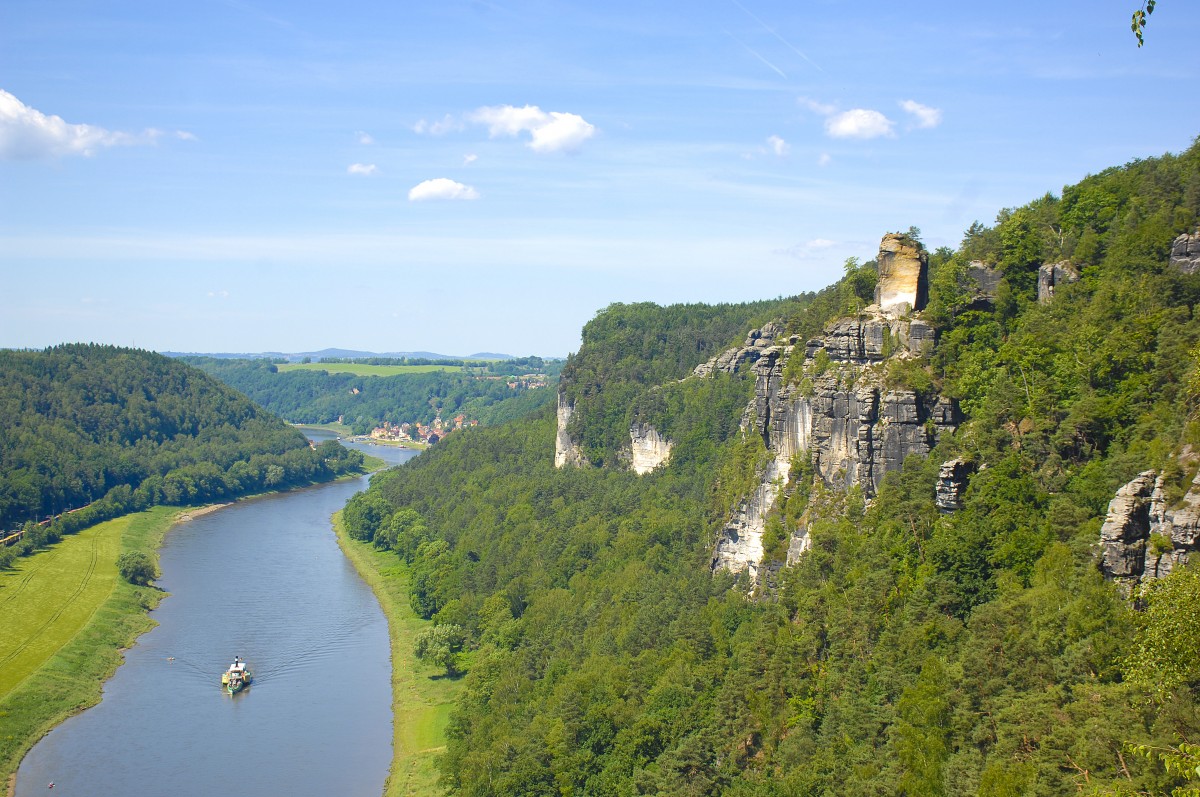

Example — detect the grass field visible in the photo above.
[278,362,476,377]
[333,514,460,797]
[0,506,178,790]
[0,517,125,697]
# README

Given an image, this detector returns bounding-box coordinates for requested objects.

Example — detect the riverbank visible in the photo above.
[332,513,460,797]
[0,505,178,794]
[0,463,378,795]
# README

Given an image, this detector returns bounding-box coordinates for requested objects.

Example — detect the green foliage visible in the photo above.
[561,299,798,465]
[116,550,157,585]
[414,623,466,676]
[1124,565,1200,699]
[0,345,365,542]
[342,141,1200,797]
[186,355,556,435]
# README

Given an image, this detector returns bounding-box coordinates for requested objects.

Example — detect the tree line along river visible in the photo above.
[15,433,419,797]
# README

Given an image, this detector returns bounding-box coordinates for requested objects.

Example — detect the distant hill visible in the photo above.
[0,344,364,536]
[163,348,522,362]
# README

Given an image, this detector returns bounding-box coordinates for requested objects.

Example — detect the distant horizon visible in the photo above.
[4,1,1198,355]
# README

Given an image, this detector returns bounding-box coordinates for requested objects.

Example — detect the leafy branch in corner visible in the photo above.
[1132,1,1156,47]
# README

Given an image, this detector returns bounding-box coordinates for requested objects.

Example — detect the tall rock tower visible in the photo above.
[875,233,928,317]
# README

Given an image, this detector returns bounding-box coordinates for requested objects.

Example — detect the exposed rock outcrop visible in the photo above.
[1037,261,1080,304]
[964,261,1002,306]
[1170,230,1200,274]
[710,308,957,584]
[809,315,935,363]
[875,233,928,317]
[712,455,787,585]
[936,458,973,513]
[693,321,796,377]
[628,422,672,474]
[554,392,584,469]
[1099,470,1200,592]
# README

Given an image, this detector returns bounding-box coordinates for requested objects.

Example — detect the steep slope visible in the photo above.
[344,139,1200,796]
[0,344,363,539]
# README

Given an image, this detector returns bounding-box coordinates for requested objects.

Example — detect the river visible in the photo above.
[15,433,419,797]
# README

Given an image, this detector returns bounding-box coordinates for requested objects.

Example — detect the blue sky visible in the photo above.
[2,0,1197,357]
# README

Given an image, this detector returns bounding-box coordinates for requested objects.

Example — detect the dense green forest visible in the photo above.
[0,344,364,548]
[559,299,800,466]
[185,357,558,434]
[344,141,1200,796]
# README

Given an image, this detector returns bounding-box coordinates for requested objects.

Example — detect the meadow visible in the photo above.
[0,506,177,789]
[278,362,481,377]
[333,514,459,797]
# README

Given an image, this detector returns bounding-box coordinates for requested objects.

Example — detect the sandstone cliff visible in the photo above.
[707,310,957,583]
[1099,469,1200,592]
[627,422,672,474]
[554,392,584,468]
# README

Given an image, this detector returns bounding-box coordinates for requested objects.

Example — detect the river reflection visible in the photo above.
[16,433,419,797]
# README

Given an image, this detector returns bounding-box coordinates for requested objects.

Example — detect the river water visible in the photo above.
[15,433,419,797]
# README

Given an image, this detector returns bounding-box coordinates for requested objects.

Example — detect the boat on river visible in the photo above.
[221,658,252,694]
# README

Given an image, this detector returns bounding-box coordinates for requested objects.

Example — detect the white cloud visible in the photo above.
[207,290,230,299]
[413,114,464,136]
[463,153,478,165]
[766,135,789,157]
[899,100,942,129]
[347,163,378,176]
[469,104,595,153]
[356,130,374,145]
[825,109,894,139]
[176,130,198,142]
[817,152,832,167]
[0,89,161,159]
[407,178,479,201]
[798,96,836,116]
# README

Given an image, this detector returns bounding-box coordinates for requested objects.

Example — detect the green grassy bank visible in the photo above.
[333,513,460,797]
[0,505,183,793]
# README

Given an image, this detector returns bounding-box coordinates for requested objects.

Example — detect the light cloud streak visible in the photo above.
[0,89,162,160]
[900,100,942,129]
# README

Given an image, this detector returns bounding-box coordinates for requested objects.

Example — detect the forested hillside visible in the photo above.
[345,140,1200,795]
[0,344,363,543]
[185,357,556,434]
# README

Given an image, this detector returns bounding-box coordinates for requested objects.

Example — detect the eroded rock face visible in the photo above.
[554,392,584,468]
[1099,470,1200,592]
[1170,231,1200,275]
[810,316,935,363]
[936,458,973,513]
[875,233,928,317]
[629,422,672,474]
[709,314,956,584]
[711,455,787,584]
[694,321,796,377]
[1037,261,1080,304]
[964,261,1002,306]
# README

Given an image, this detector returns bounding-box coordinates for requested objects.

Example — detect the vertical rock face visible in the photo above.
[875,233,928,317]
[1099,470,1200,592]
[1037,261,1080,304]
[936,458,973,513]
[711,455,787,585]
[1170,230,1200,274]
[964,261,1002,306]
[554,392,584,469]
[629,422,672,474]
[709,311,957,585]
